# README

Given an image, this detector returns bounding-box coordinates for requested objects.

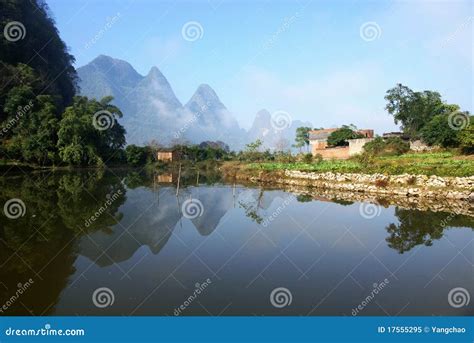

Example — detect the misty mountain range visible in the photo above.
[77,55,311,150]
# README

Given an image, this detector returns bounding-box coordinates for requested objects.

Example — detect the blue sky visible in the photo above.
[47,0,472,132]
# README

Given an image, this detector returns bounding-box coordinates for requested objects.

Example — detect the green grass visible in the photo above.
[247,152,474,177]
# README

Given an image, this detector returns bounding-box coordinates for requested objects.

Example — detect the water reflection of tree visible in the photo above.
[238,189,265,225]
[385,208,474,254]
[57,172,126,234]
[0,171,126,315]
[124,170,150,189]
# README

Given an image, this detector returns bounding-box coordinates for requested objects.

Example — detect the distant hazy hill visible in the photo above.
[77,55,310,150]
[247,109,312,150]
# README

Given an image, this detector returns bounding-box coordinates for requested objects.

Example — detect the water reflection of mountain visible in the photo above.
[78,184,283,266]
[188,186,246,235]
[1,170,473,316]
[79,186,181,266]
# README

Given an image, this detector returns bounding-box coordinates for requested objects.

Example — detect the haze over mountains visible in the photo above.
[77,55,311,150]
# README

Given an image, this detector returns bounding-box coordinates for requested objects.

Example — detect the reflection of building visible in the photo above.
[156,149,180,162]
[155,173,173,183]
[309,128,374,159]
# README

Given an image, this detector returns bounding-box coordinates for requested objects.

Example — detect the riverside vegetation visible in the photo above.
[1,1,472,180]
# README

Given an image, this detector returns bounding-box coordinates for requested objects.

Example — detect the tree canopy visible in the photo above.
[294,126,311,152]
[327,125,364,147]
[0,0,77,110]
[384,84,472,145]
[57,96,126,166]
[0,0,127,166]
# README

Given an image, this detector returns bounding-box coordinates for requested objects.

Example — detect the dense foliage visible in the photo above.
[125,145,152,166]
[57,96,126,166]
[294,127,311,151]
[458,121,474,154]
[0,0,126,166]
[363,137,410,156]
[172,143,233,162]
[384,84,472,151]
[420,113,472,148]
[327,125,364,147]
[0,0,76,112]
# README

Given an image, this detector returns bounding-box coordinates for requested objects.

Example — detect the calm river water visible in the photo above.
[0,169,472,316]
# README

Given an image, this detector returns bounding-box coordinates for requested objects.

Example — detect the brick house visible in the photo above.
[309,128,374,159]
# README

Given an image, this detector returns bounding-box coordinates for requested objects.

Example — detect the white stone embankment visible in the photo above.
[245,170,474,201]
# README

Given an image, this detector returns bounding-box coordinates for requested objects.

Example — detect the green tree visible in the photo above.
[327,126,364,147]
[245,139,262,153]
[294,127,311,152]
[420,113,464,148]
[125,145,150,166]
[0,64,62,164]
[57,96,126,166]
[384,84,458,139]
[458,120,474,154]
[363,137,410,156]
[0,0,77,110]
[16,95,59,165]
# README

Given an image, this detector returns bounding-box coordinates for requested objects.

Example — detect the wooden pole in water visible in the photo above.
[176,163,182,196]
[196,170,199,186]
[233,182,236,208]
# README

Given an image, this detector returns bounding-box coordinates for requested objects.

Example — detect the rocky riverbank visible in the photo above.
[267,183,473,217]
[224,168,474,201]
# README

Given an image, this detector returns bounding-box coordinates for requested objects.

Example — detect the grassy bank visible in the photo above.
[225,152,474,177]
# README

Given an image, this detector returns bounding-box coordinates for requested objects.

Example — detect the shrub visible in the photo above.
[327,127,364,147]
[125,145,150,166]
[363,137,409,156]
[313,153,323,164]
[353,152,375,167]
[420,113,468,148]
[458,121,474,154]
[302,153,313,163]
